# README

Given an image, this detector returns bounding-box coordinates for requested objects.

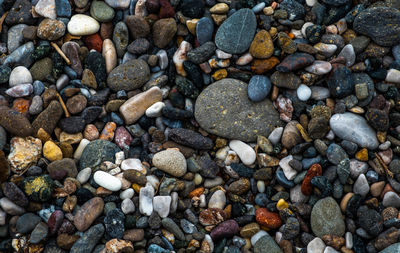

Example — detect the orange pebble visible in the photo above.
[83,33,103,52]
[188,187,205,198]
[99,122,117,141]
[12,98,30,115]
[256,208,282,229]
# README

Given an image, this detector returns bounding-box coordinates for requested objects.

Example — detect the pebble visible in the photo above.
[93,171,122,191]
[9,66,32,87]
[153,196,171,218]
[195,78,282,142]
[247,75,271,102]
[73,197,104,231]
[297,84,312,101]
[311,197,345,237]
[330,112,379,150]
[152,149,187,177]
[67,14,100,36]
[307,237,326,253]
[107,59,150,91]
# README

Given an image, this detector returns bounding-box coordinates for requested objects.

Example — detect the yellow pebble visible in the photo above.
[43,141,63,162]
[186,19,199,35]
[212,69,227,80]
[277,198,289,211]
[132,183,142,193]
[296,124,312,142]
[210,3,229,14]
[355,148,368,161]
[377,131,387,143]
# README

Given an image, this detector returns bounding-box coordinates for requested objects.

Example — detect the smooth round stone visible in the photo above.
[94,171,122,191]
[77,167,91,184]
[153,196,171,218]
[6,83,33,97]
[383,191,400,208]
[90,1,115,22]
[311,197,345,237]
[120,188,134,200]
[215,8,257,54]
[9,66,32,87]
[0,197,25,215]
[247,75,271,102]
[329,112,379,150]
[280,0,305,20]
[107,59,150,92]
[37,19,66,41]
[152,149,187,177]
[79,139,121,169]
[195,78,283,142]
[121,198,135,214]
[386,68,400,84]
[353,7,400,47]
[353,174,369,197]
[16,213,41,233]
[67,14,100,36]
[327,65,354,98]
[305,60,332,75]
[307,237,326,253]
[196,17,214,45]
[297,84,312,101]
[229,140,256,166]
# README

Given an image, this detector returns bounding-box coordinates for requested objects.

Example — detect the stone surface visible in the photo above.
[195,78,283,142]
[107,59,150,91]
[215,8,257,54]
[67,14,100,36]
[73,197,104,231]
[152,149,187,177]
[311,197,345,237]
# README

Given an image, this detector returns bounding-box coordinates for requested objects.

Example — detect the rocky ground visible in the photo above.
[0,0,400,252]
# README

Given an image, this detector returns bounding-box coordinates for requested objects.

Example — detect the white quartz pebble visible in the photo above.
[139,184,154,216]
[153,196,171,218]
[93,171,122,191]
[297,84,312,101]
[120,188,134,200]
[208,190,226,209]
[229,140,256,166]
[145,101,165,117]
[74,139,90,160]
[67,14,100,36]
[121,198,135,214]
[307,237,326,253]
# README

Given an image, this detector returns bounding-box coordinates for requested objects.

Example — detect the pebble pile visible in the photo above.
[1,0,400,252]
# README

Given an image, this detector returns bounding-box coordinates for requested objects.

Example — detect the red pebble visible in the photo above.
[114,126,133,150]
[301,163,322,195]
[83,33,103,52]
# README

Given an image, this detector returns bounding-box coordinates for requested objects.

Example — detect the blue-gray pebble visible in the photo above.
[196,17,214,45]
[248,75,271,102]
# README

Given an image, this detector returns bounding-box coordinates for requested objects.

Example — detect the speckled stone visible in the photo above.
[195,78,283,142]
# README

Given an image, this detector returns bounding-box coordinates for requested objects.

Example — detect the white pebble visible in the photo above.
[208,190,226,209]
[76,167,91,184]
[297,84,312,101]
[324,246,339,253]
[386,69,400,84]
[153,196,171,218]
[170,192,178,214]
[121,198,135,214]
[9,66,32,87]
[229,140,256,166]
[67,14,100,36]
[157,50,168,70]
[306,0,317,6]
[146,175,160,190]
[346,232,353,249]
[216,49,232,59]
[308,237,326,253]
[93,171,122,191]
[115,151,125,165]
[268,127,283,145]
[139,184,154,216]
[199,194,206,208]
[121,158,146,174]
[145,101,165,117]
[120,188,134,200]
[279,155,297,180]
[257,180,265,193]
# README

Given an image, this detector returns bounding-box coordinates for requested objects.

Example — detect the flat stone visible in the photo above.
[70,224,104,253]
[215,8,257,54]
[79,139,121,169]
[107,59,150,92]
[195,78,283,142]
[329,112,379,150]
[73,197,104,231]
[0,107,33,137]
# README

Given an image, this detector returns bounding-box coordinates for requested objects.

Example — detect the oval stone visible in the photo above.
[247,75,271,102]
[67,14,100,36]
[107,59,150,92]
[215,8,257,54]
[195,78,283,142]
[93,171,122,191]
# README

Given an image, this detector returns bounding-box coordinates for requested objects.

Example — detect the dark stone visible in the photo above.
[58,116,86,134]
[2,182,29,207]
[55,0,71,17]
[0,106,33,137]
[168,128,213,149]
[162,106,193,120]
[366,108,389,132]
[85,51,107,88]
[353,7,400,47]
[175,75,199,99]
[70,224,104,253]
[247,75,271,102]
[357,205,383,237]
[230,163,254,178]
[305,25,323,44]
[32,100,63,135]
[210,220,239,241]
[22,175,54,202]
[81,106,102,124]
[276,53,314,72]
[183,61,203,88]
[197,153,220,178]
[187,41,216,64]
[0,65,11,84]
[279,0,305,20]
[79,139,121,169]
[327,65,354,98]
[321,0,350,6]
[5,0,36,25]
[16,213,41,234]
[104,208,125,240]
[180,0,205,18]
[215,8,256,54]
[196,17,214,45]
